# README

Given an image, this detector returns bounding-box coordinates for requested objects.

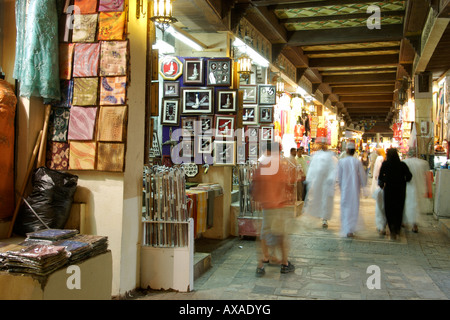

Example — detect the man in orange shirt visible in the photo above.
[252,142,295,276]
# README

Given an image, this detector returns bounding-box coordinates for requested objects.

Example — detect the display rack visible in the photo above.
[141,165,194,292]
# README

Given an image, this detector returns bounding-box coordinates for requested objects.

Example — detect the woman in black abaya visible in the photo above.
[378,148,412,239]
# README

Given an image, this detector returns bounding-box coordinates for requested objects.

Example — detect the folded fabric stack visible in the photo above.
[70,234,109,258]
[26,229,80,241]
[0,243,27,271]
[2,244,69,276]
[52,239,92,264]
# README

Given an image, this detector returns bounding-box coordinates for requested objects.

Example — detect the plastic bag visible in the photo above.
[13,167,78,236]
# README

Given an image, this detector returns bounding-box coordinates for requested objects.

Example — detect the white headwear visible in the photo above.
[347,141,356,149]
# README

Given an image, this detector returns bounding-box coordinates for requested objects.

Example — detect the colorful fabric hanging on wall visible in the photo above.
[59,43,74,80]
[69,141,97,170]
[97,142,125,172]
[72,14,98,42]
[99,0,125,12]
[73,43,100,77]
[99,41,127,76]
[73,78,99,106]
[97,105,127,142]
[46,142,70,171]
[48,107,70,142]
[52,80,73,108]
[100,76,126,105]
[68,106,98,140]
[73,0,99,14]
[98,12,126,40]
[13,0,60,101]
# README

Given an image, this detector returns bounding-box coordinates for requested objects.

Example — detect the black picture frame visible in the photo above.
[181,116,197,137]
[260,125,274,141]
[198,115,214,135]
[163,81,180,98]
[181,87,214,114]
[259,106,274,123]
[213,140,236,166]
[246,126,259,141]
[197,136,213,154]
[161,99,180,126]
[217,89,238,113]
[214,115,235,139]
[239,85,257,104]
[258,84,276,105]
[206,58,232,87]
[183,58,204,85]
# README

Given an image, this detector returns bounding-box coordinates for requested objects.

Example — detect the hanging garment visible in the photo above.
[98,11,126,40]
[99,0,125,12]
[337,155,367,236]
[46,141,70,171]
[13,0,61,102]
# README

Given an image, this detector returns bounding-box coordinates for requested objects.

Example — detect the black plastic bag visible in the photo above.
[13,167,78,236]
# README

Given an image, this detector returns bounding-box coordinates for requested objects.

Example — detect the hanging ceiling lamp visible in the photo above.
[150,0,177,34]
[276,75,284,97]
[237,53,253,80]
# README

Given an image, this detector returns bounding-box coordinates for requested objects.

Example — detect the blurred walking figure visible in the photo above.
[302,137,338,229]
[296,147,309,201]
[251,142,295,276]
[337,141,367,237]
[361,150,370,176]
[369,148,378,178]
[378,148,412,240]
[402,148,430,233]
[371,148,387,234]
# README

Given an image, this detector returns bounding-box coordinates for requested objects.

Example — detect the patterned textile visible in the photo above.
[99,0,125,12]
[99,41,127,76]
[98,12,126,40]
[69,141,96,170]
[73,0,98,14]
[59,43,74,80]
[13,0,60,101]
[72,14,98,42]
[97,142,125,172]
[51,80,73,108]
[72,78,98,106]
[68,106,98,140]
[73,43,100,77]
[97,105,127,141]
[46,141,70,171]
[100,76,126,105]
[48,107,70,142]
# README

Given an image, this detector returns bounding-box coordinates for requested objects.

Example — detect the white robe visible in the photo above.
[337,155,367,236]
[402,157,429,225]
[302,150,337,220]
[371,155,384,194]
[371,155,386,230]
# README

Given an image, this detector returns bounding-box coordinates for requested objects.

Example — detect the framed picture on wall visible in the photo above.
[214,115,235,138]
[163,81,180,98]
[181,116,197,137]
[246,126,259,141]
[161,99,180,126]
[260,126,274,141]
[258,84,276,105]
[183,58,204,85]
[247,141,259,161]
[213,140,235,166]
[217,89,237,113]
[181,87,213,114]
[159,56,183,81]
[206,58,232,87]
[243,105,258,125]
[197,136,213,154]
[180,139,193,158]
[239,85,257,104]
[198,115,213,135]
[236,142,246,164]
[259,106,273,123]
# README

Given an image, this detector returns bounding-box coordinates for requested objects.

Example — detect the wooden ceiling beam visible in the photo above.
[303,47,400,56]
[279,11,405,24]
[249,5,288,43]
[267,0,382,10]
[340,95,394,103]
[287,25,404,46]
[345,102,392,108]
[322,73,397,84]
[309,54,399,68]
[332,85,395,95]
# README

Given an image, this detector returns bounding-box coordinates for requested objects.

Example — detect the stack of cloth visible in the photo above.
[70,234,109,258]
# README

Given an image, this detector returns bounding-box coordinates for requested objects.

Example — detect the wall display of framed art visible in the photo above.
[183,58,204,85]
[214,140,236,166]
[258,84,276,105]
[163,81,180,98]
[180,139,193,158]
[260,126,274,141]
[206,58,231,87]
[247,142,259,161]
[198,115,213,135]
[239,85,257,104]
[242,105,258,125]
[161,99,180,126]
[217,89,237,113]
[159,56,183,81]
[214,115,235,138]
[197,136,213,154]
[181,117,196,137]
[149,131,161,158]
[236,142,246,164]
[259,106,274,123]
[181,87,213,114]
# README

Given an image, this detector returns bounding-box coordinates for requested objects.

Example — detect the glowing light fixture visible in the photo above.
[150,0,177,33]
[276,75,284,96]
[166,26,204,51]
[237,53,253,80]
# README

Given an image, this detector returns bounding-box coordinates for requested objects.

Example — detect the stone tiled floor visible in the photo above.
[135,188,450,300]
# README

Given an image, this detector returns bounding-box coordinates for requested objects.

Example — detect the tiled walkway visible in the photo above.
[136,187,450,300]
